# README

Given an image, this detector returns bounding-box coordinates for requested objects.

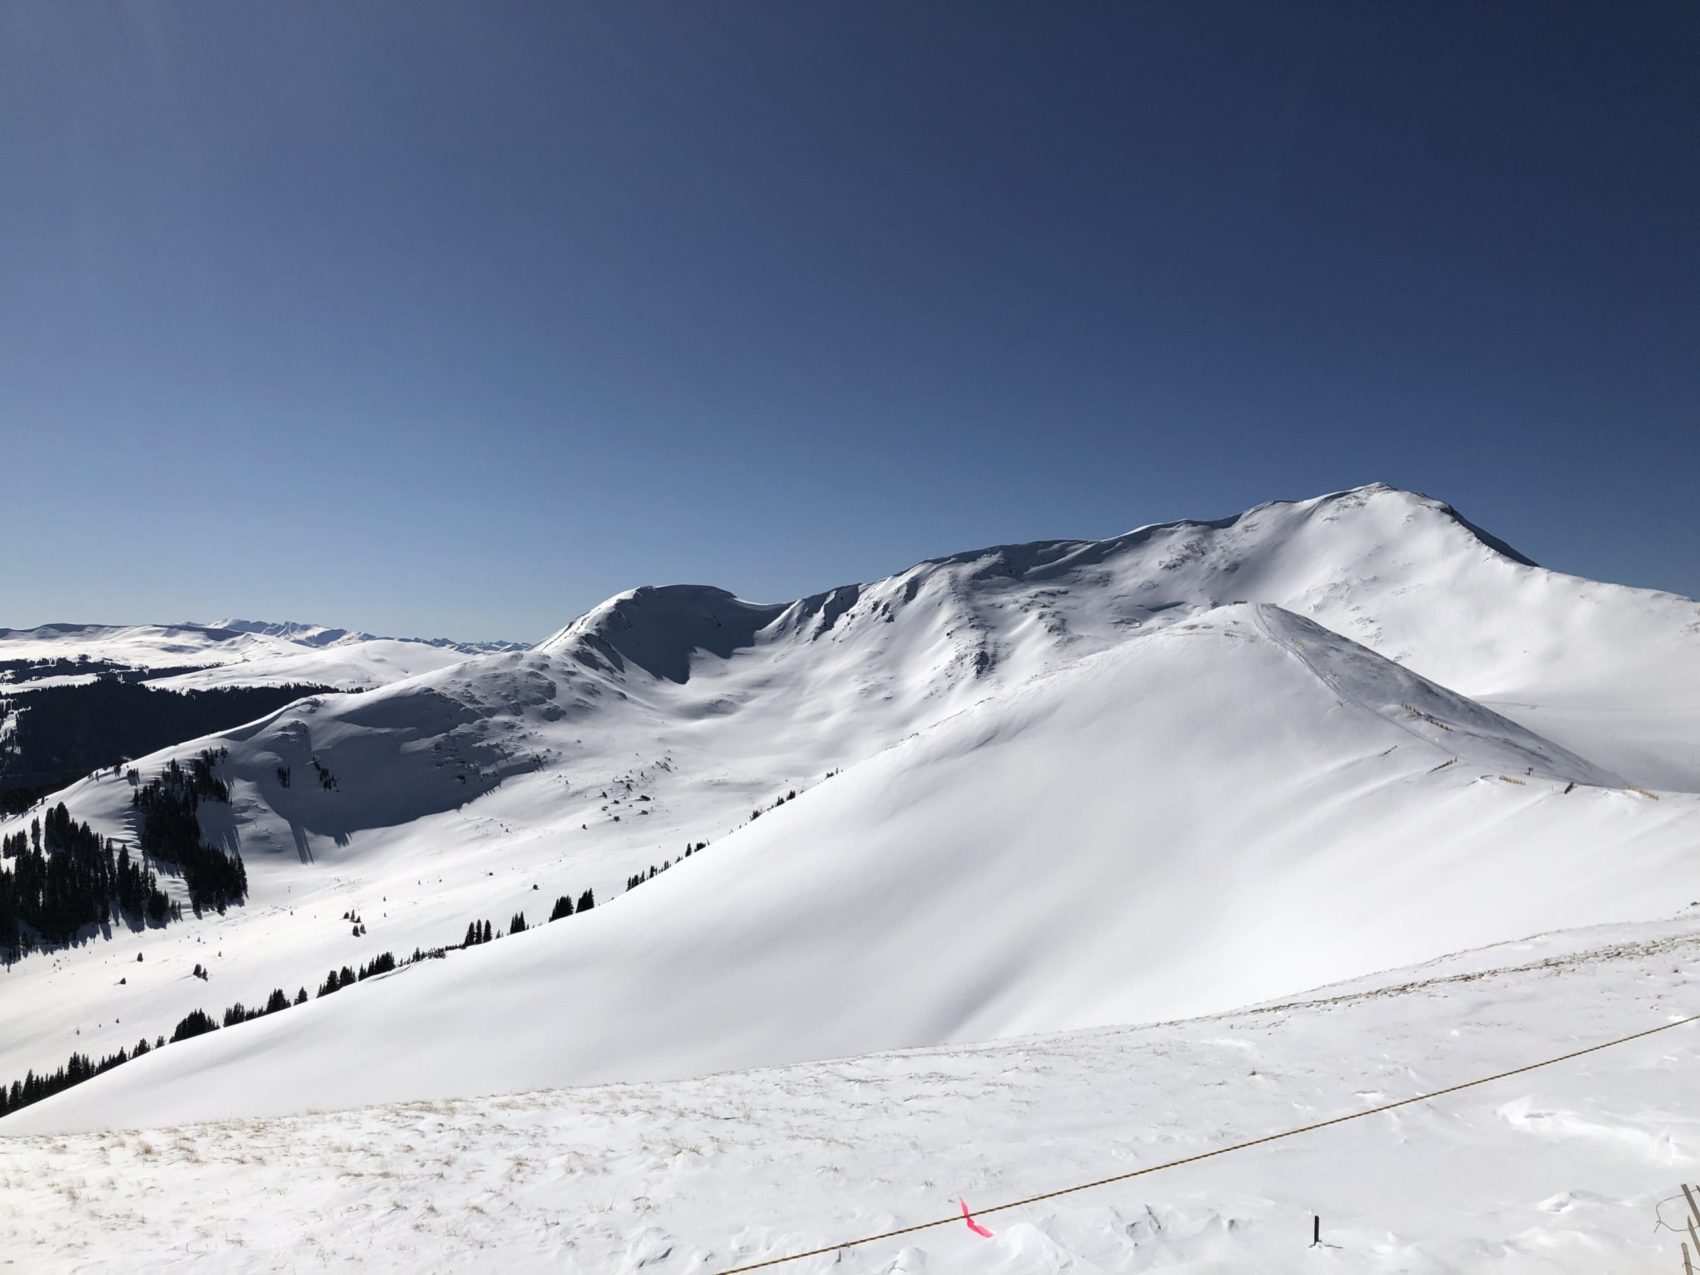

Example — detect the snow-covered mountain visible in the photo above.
[3,484,1697,1146]
[17,598,1696,1135]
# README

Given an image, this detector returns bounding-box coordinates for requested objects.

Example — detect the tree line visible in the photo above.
[626,841,709,893]
[465,887,596,943]
[0,1037,156,1118]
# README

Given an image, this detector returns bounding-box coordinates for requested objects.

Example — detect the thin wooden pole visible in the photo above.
[1311,1215,1320,1247]
[1684,1183,1700,1227]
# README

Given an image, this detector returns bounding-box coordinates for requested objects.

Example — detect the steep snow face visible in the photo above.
[13,605,1693,1132]
[0,619,515,691]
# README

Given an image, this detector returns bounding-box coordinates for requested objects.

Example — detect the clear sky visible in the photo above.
[3,2,1696,642]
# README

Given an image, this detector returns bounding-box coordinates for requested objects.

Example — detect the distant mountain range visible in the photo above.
[203,618,526,655]
[0,618,524,692]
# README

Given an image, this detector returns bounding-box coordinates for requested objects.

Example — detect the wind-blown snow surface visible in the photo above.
[3,915,1697,1272]
[2,485,1697,1137]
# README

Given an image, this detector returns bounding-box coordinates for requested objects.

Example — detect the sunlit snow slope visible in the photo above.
[3,484,1697,1133]
[10,603,1694,1132]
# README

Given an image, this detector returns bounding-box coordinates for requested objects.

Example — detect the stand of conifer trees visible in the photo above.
[131,749,248,915]
[0,803,177,961]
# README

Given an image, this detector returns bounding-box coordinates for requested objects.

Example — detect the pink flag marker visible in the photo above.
[961,1198,994,1238]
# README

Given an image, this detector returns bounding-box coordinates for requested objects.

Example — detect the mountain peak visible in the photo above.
[538,586,788,682]
[529,486,1550,695]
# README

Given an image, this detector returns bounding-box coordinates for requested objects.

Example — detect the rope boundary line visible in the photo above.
[715,1011,1700,1273]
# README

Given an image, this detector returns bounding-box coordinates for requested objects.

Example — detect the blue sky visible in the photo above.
[3,2,1696,642]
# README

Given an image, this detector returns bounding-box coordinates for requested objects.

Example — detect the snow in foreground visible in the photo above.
[4,914,1696,1274]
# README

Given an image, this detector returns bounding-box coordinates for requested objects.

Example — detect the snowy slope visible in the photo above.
[8,603,1693,1133]
[398,482,1700,796]
[3,913,1696,1273]
[16,483,1693,843]
[3,484,1697,1137]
